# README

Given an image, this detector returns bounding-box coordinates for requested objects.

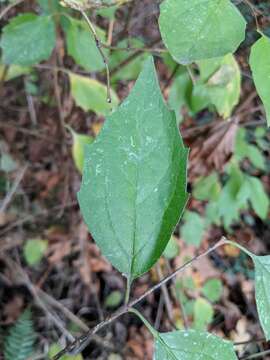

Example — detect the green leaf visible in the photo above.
[110,39,148,81]
[168,70,192,123]
[63,16,107,72]
[235,128,265,170]
[49,344,83,359]
[67,127,94,174]
[252,255,270,340]
[105,290,122,308]
[0,63,31,81]
[246,176,269,220]
[69,73,119,116]
[181,211,205,247]
[192,54,241,118]
[193,297,214,330]
[78,57,188,282]
[1,14,55,66]
[202,278,223,302]
[23,238,48,266]
[250,35,270,126]
[193,172,221,202]
[154,329,237,359]
[163,235,179,260]
[159,0,246,64]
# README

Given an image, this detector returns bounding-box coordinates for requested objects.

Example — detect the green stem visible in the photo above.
[129,308,159,339]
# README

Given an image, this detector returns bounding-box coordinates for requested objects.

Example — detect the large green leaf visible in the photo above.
[69,73,119,116]
[154,329,237,359]
[252,255,270,340]
[63,16,107,72]
[78,57,188,282]
[250,35,270,126]
[159,0,246,64]
[1,13,55,66]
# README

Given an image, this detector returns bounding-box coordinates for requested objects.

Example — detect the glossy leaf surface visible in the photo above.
[154,329,237,359]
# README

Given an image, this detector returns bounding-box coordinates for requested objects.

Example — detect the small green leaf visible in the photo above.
[193,172,221,202]
[105,290,122,308]
[49,344,83,359]
[163,236,179,260]
[67,127,94,174]
[246,176,269,220]
[250,35,270,126]
[69,73,119,116]
[78,57,188,282]
[63,16,107,72]
[159,0,246,64]
[1,14,55,66]
[0,153,17,172]
[193,297,214,330]
[154,329,237,359]
[192,54,241,118]
[181,211,205,247]
[202,278,223,302]
[23,238,48,266]
[252,255,270,340]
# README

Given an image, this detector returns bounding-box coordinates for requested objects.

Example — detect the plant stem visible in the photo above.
[52,237,226,359]
[241,349,270,360]
[129,308,159,338]
[224,239,254,258]
[80,10,112,103]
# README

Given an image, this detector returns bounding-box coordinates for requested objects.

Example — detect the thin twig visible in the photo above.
[80,10,112,103]
[53,237,226,359]
[241,349,270,360]
[156,262,175,327]
[0,0,24,20]
[0,164,28,213]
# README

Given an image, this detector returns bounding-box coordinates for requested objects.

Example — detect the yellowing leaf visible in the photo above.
[67,126,94,173]
[69,73,119,116]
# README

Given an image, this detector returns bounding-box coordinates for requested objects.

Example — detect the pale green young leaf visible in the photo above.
[181,211,205,247]
[163,235,179,260]
[105,291,122,308]
[1,14,55,66]
[192,54,241,118]
[252,255,270,340]
[69,73,119,116]
[193,297,214,330]
[159,0,246,65]
[23,238,48,266]
[78,57,188,282]
[250,35,270,126]
[202,278,223,302]
[49,344,83,359]
[67,127,94,173]
[246,176,269,220]
[63,16,107,72]
[193,172,221,202]
[154,329,237,359]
